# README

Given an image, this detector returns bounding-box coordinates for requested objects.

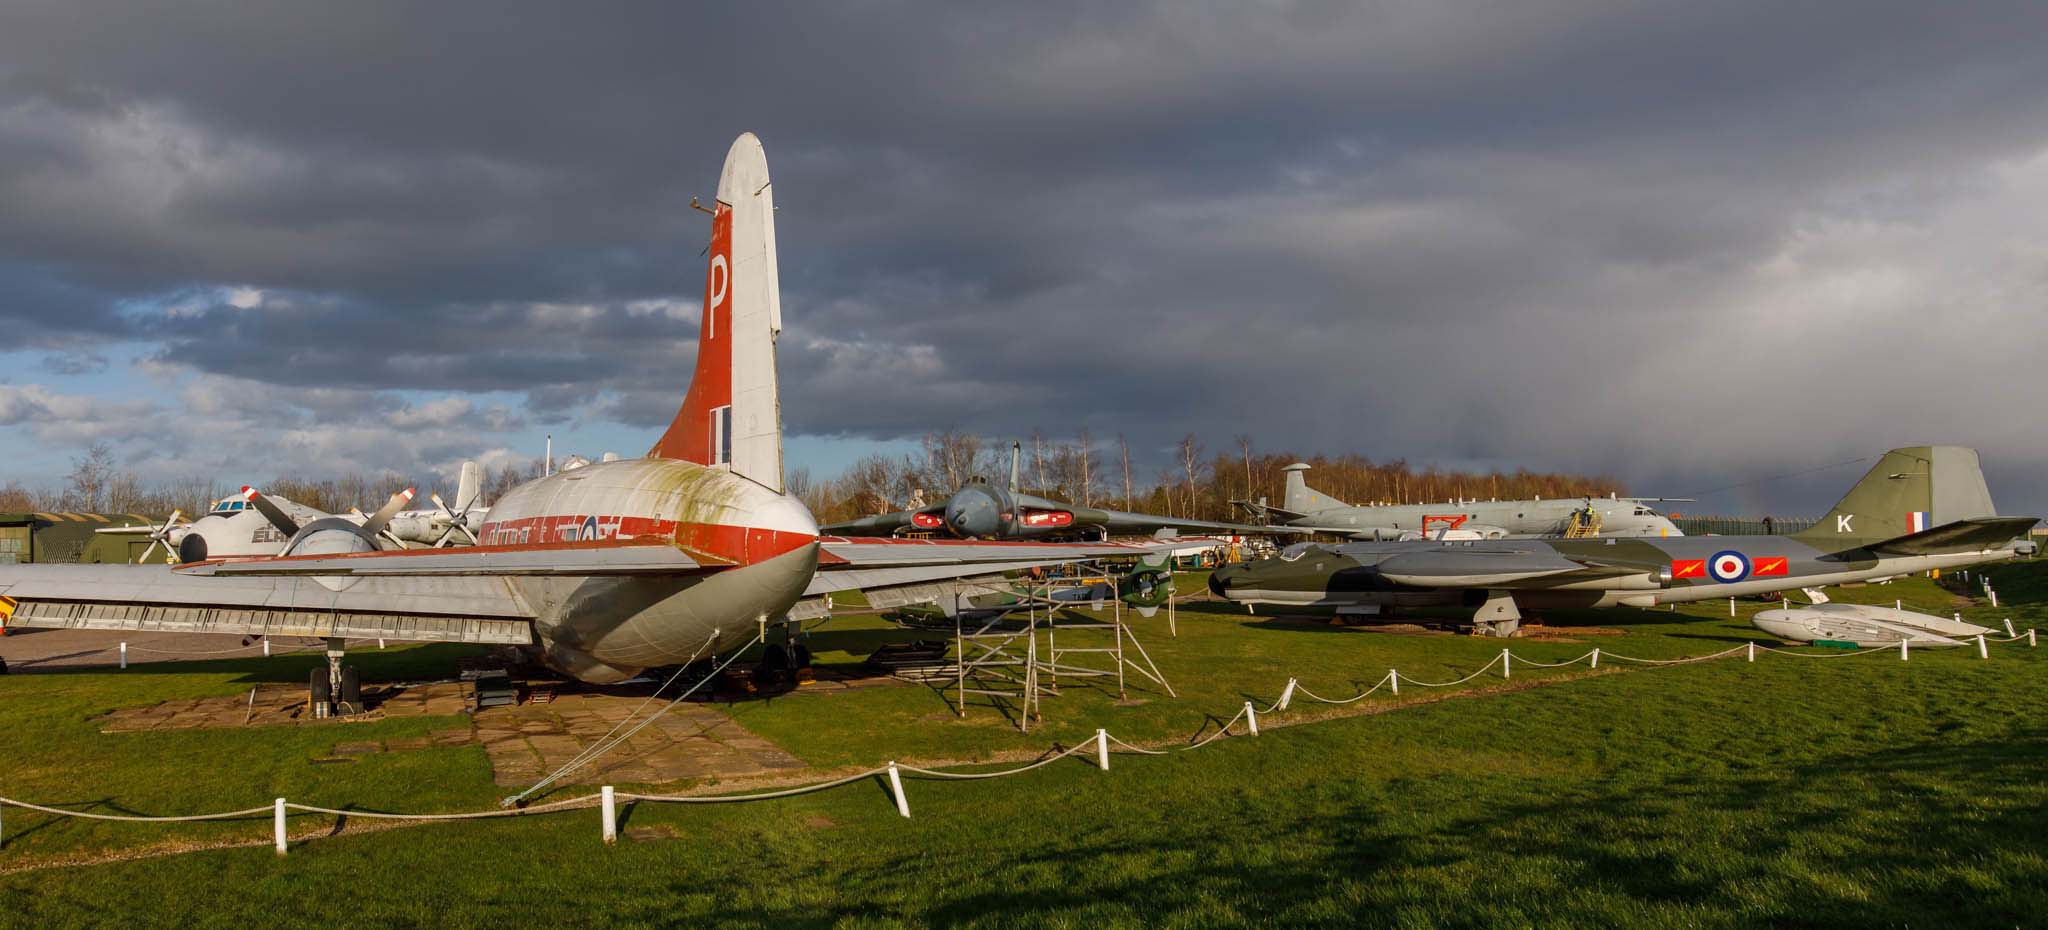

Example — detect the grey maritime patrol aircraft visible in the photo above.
[1208,447,2036,636]
[1239,463,1685,540]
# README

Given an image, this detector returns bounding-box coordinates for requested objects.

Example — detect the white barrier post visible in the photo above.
[1900,639,1909,661]
[1389,669,1399,695]
[1747,641,1755,662]
[378,638,386,649]
[273,798,287,856]
[1244,702,1259,736]
[1277,678,1297,711]
[886,763,910,818]
[119,642,127,669]
[1729,597,1736,617]
[263,638,271,657]
[1501,648,1511,679]
[2005,619,2016,638]
[1990,589,1999,608]
[1095,729,1110,771]
[1895,599,1902,610]
[2030,629,2037,647]
[1590,648,1599,669]
[600,785,617,845]
[1977,634,1988,660]
[1781,598,1788,609]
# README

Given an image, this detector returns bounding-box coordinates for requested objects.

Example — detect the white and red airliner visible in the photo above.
[0,134,1169,687]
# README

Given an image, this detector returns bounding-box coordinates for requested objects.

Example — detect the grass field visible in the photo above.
[2,563,2044,928]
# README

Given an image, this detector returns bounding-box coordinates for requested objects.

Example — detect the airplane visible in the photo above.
[1237,463,1686,540]
[825,442,1288,541]
[0,132,1174,709]
[100,461,490,563]
[1207,446,2037,637]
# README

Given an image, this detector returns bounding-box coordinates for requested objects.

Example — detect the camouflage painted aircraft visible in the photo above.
[1208,447,2036,636]
[825,443,1285,541]
[1238,463,1684,540]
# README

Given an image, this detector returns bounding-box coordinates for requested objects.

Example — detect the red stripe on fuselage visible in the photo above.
[477,513,813,566]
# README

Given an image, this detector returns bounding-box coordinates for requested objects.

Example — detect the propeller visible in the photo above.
[429,492,481,548]
[348,506,409,550]
[351,488,417,548]
[133,509,183,564]
[242,486,302,538]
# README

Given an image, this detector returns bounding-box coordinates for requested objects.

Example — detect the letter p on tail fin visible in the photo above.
[650,132,785,493]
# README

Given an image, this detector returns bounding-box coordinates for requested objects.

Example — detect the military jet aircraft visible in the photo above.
[825,443,1284,541]
[0,133,1173,705]
[1208,446,2036,636]
[1239,463,1685,540]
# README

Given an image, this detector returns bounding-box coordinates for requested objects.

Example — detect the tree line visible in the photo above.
[2,435,1626,525]
[796,430,1626,524]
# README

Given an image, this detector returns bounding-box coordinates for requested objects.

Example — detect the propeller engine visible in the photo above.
[244,486,417,558]
[133,509,183,564]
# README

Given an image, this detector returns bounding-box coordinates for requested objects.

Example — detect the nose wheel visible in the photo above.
[753,616,815,688]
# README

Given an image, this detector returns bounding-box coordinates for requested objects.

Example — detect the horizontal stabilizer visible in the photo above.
[1871,516,2038,556]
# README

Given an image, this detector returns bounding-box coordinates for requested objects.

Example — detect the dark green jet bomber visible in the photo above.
[1207,447,2038,636]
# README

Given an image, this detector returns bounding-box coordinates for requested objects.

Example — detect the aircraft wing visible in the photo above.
[1076,507,1307,537]
[807,536,1174,597]
[820,509,931,536]
[0,542,709,646]
[1371,547,1639,588]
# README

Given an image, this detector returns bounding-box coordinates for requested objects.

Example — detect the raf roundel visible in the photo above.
[1707,549,1751,583]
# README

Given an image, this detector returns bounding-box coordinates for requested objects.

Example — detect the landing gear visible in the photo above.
[752,616,815,688]
[309,637,364,717]
[1472,591,1523,638]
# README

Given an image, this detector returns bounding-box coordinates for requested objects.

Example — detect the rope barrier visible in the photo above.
[1397,652,1505,687]
[2,617,2034,859]
[897,743,1096,780]
[1288,673,1393,706]
[0,799,274,823]
[1501,651,1596,669]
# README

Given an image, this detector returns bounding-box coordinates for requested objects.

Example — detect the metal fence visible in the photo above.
[1671,516,1819,537]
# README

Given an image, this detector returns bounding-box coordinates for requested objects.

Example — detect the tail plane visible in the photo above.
[650,132,785,493]
[1282,463,1348,516]
[1793,446,2024,551]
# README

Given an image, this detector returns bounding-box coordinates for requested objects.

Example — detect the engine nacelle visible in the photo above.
[282,517,384,557]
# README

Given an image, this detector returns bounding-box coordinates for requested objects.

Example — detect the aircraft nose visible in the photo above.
[946,488,999,537]
[1208,564,1243,597]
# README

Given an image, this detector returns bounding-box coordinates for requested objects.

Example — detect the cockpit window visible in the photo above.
[1279,542,1321,562]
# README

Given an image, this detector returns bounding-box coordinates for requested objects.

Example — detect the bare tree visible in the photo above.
[1076,429,1094,507]
[64,442,117,512]
[1176,434,1204,518]
[1118,433,1133,511]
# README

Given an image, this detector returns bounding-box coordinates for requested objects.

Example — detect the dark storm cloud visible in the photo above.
[5,1,2048,513]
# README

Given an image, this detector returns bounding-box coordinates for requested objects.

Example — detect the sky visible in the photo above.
[2,1,2046,517]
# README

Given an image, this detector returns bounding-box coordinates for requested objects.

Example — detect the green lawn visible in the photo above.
[1,565,2043,928]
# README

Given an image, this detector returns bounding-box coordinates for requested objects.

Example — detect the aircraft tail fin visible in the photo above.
[1282,463,1347,516]
[649,132,785,493]
[1792,446,2001,550]
[455,460,482,510]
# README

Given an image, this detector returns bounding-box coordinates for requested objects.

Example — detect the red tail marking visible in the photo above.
[651,204,734,462]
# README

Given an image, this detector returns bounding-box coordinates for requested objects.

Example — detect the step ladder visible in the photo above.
[1563,508,1602,538]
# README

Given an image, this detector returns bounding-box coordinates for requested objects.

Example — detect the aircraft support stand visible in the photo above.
[1472,591,1522,637]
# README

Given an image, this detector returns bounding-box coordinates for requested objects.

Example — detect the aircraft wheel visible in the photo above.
[339,666,362,712]
[308,668,332,708]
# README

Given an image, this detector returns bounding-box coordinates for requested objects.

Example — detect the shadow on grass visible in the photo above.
[660,726,2048,929]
